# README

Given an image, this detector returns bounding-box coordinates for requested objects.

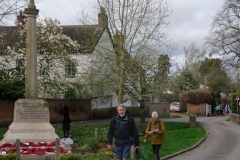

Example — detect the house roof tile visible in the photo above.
[62,25,105,53]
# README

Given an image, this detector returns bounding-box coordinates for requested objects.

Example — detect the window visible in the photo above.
[16,59,25,76]
[65,88,76,99]
[65,59,76,78]
[39,59,49,76]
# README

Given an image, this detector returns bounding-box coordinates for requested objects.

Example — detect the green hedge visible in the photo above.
[58,152,113,160]
[91,106,149,119]
[0,154,17,160]
[231,93,239,114]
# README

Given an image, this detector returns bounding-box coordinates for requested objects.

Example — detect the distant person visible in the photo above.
[220,103,226,116]
[107,104,140,160]
[215,103,221,115]
[225,103,231,114]
[60,105,72,138]
[144,111,165,160]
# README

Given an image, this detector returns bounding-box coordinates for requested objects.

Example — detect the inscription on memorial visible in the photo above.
[20,106,46,120]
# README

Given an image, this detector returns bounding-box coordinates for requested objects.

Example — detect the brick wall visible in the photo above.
[144,102,170,116]
[0,99,91,126]
[187,103,206,116]
[0,99,15,123]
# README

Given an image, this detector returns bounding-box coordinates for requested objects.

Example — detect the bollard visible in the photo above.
[94,128,98,137]
[130,145,135,160]
[55,138,60,160]
[16,139,21,160]
[189,114,196,128]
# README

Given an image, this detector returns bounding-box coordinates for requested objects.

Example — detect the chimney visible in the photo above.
[16,10,27,29]
[98,7,107,27]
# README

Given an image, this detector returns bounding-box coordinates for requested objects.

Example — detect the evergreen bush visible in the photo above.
[230,93,239,114]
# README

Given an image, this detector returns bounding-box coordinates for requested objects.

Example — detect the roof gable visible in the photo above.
[62,25,106,53]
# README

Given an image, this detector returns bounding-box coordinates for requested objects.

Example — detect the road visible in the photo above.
[164,114,240,160]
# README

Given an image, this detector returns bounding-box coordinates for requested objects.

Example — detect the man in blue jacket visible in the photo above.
[107,104,140,160]
[220,103,226,116]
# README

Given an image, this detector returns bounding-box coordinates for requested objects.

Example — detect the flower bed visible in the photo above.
[0,141,68,155]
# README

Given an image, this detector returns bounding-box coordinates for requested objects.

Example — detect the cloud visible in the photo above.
[34,0,225,61]
[167,0,225,57]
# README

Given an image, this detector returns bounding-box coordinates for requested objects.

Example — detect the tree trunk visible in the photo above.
[140,101,145,123]
[118,46,125,104]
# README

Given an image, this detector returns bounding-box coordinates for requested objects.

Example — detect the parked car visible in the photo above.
[170,102,180,112]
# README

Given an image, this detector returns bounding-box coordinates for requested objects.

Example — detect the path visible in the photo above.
[166,114,240,160]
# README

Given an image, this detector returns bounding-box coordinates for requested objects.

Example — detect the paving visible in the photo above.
[87,113,240,160]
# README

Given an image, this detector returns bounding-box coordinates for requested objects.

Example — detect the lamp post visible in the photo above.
[204,76,211,91]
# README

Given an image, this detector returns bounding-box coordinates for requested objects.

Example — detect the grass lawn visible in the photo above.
[55,121,206,159]
[0,121,206,159]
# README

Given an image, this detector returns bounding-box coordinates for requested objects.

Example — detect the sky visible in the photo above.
[34,0,225,61]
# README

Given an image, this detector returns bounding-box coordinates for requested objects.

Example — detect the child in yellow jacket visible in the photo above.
[144,111,165,160]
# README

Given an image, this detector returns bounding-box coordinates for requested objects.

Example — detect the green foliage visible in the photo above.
[92,108,112,119]
[91,106,149,119]
[0,129,7,139]
[0,80,25,99]
[0,153,17,160]
[172,69,198,94]
[55,123,109,138]
[58,152,113,160]
[87,135,108,153]
[127,106,149,117]
[230,93,239,114]
[157,54,171,76]
[198,58,232,96]
[0,70,25,99]
[179,89,213,111]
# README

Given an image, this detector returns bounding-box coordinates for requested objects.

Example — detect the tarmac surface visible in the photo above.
[85,112,240,160]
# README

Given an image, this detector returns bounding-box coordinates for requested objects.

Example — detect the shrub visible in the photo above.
[179,89,213,112]
[0,154,17,160]
[58,152,113,160]
[126,106,139,117]
[87,135,108,153]
[231,93,239,114]
[92,106,148,119]
[92,108,111,119]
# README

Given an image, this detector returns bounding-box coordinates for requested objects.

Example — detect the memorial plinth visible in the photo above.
[0,99,59,144]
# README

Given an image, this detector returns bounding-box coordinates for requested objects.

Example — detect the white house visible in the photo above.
[0,9,140,108]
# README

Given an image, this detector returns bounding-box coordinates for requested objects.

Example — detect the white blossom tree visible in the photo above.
[0,18,82,98]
